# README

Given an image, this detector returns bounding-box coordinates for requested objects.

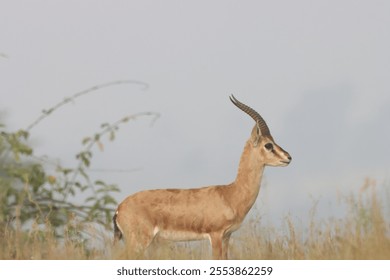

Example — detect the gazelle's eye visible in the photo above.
[264,143,273,151]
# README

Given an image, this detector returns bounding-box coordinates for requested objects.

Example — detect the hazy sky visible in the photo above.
[1,1,390,226]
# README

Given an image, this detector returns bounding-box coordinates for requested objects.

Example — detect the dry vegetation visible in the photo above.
[1,181,389,260]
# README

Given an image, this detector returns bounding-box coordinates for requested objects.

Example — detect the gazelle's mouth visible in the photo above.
[280,160,291,165]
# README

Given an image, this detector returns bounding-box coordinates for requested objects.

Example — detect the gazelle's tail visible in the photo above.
[113,211,123,243]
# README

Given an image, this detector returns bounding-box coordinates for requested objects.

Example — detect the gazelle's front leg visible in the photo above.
[209,232,224,260]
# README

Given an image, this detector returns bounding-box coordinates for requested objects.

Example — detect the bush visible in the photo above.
[0,81,159,244]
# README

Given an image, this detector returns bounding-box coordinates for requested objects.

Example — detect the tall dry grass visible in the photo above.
[2,180,389,260]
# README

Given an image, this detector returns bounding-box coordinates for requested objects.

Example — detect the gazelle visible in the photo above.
[113,95,291,259]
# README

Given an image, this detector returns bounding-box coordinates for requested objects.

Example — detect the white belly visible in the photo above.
[155,227,210,242]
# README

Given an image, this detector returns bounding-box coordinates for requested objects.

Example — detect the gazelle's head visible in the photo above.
[230,95,292,167]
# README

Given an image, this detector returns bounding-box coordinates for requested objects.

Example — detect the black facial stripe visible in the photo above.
[271,145,286,158]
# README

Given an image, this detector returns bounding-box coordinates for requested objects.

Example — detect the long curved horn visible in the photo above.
[229,95,271,136]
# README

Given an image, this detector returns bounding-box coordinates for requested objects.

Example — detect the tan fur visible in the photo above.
[115,122,291,259]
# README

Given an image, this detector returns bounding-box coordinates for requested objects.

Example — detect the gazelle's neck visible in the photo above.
[231,140,265,217]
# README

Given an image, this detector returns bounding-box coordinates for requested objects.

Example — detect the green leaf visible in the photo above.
[79,168,89,180]
[103,195,117,205]
[121,116,130,123]
[60,168,73,175]
[109,130,115,141]
[100,122,109,128]
[94,180,106,186]
[85,196,96,203]
[82,137,91,145]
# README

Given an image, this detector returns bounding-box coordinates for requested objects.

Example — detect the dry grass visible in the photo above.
[2,181,389,260]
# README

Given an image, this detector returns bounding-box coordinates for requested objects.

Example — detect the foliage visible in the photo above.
[0,81,159,240]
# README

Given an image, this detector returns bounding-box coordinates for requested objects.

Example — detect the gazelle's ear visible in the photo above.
[250,124,261,147]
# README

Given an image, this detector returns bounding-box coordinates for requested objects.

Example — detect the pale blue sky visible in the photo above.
[1,0,390,226]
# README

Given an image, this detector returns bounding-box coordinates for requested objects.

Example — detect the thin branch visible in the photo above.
[87,167,143,173]
[26,80,149,131]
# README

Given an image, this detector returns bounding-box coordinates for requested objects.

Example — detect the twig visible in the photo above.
[26,80,149,131]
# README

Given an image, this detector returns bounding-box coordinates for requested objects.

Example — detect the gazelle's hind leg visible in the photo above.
[115,212,156,258]
[222,233,231,260]
[209,231,231,260]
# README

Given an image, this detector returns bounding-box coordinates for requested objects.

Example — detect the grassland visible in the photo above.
[1,183,389,260]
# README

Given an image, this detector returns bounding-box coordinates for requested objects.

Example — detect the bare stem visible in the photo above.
[26,80,149,131]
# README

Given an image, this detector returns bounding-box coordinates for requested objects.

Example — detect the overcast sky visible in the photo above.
[1,0,390,227]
